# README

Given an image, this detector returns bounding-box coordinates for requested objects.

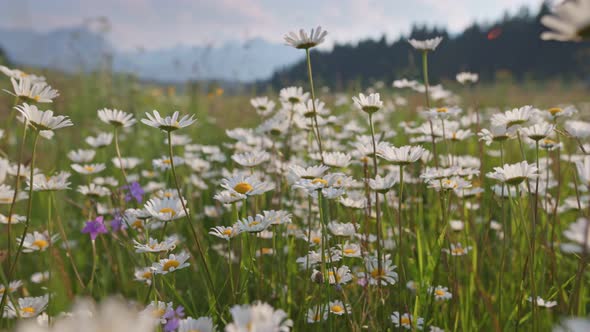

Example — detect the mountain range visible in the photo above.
[0,26,303,82]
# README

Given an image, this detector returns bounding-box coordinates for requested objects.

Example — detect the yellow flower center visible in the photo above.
[400,316,410,325]
[435,289,446,296]
[159,207,176,216]
[371,268,385,279]
[452,247,465,255]
[132,220,143,229]
[312,236,321,244]
[33,95,41,102]
[328,271,341,282]
[331,305,344,313]
[152,308,166,317]
[223,229,233,236]
[162,159,172,165]
[343,248,357,255]
[312,178,328,186]
[543,138,556,145]
[83,165,95,172]
[436,107,448,113]
[142,271,153,279]
[163,259,180,271]
[163,192,173,198]
[549,107,562,115]
[22,306,35,314]
[248,221,260,227]
[261,248,273,255]
[234,182,253,194]
[33,239,48,249]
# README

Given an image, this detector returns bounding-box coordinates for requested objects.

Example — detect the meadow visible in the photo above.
[0,20,590,332]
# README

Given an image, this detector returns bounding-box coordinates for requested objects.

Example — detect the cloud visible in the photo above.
[0,0,545,50]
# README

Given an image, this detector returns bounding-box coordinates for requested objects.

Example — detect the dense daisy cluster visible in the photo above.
[0,10,590,331]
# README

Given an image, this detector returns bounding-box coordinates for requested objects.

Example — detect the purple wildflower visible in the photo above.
[123,181,144,203]
[110,212,126,232]
[163,305,184,332]
[82,216,108,240]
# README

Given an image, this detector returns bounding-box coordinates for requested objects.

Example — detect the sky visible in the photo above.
[0,0,549,51]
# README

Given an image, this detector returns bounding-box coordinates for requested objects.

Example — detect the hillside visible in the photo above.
[268,4,590,89]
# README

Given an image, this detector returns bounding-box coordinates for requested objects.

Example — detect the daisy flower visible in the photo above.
[490,106,535,128]
[408,36,443,51]
[478,126,513,145]
[321,152,352,168]
[19,231,58,253]
[561,218,590,253]
[153,156,184,171]
[232,151,270,167]
[27,171,71,191]
[576,156,590,185]
[423,106,462,119]
[209,226,238,240]
[0,65,44,81]
[134,237,177,253]
[77,183,111,197]
[144,197,188,221]
[428,176,471,192]
[289,165,330,180]
[221,174,274,196]
[14,103,73,131]
[486,161,539,185]
[112,157,142,170]
[0,184,28,204]
[213,190,246,204]
[328,221,357,237]
[279,86,309,104]
[429,285,453,301]
[30,272,49,284]
[250,97,276,116]
[391,311,424,330]
[67,149,96,163]
[443,243,472,256]
[339,241,362,258]
[71,163,106,175]
[0,280,23,295]
[541,0,590,41]
[284,26,328,49]
[5,76,58,103]
[328,300,350,315]
[226,302,292,332]
[545,105,577,120]
[97,108,136,127]
[178,316,217,332]
[143,301,173,323]
[520,122,555,141]
[86,132,113,148]
[358,255,398,286]
[141,110,196,131]
[4,295,49,318]
[369,174,397,193]
[236,214,273,233]
[456,72,479,84]
[134,267,153,285]
[327,266,353,285]
[306,305,328,323]
[352,93,383,114]
[0,213,25,225]
[528,296,557,308]
[151,251,190,275]
[378,145,426,165]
